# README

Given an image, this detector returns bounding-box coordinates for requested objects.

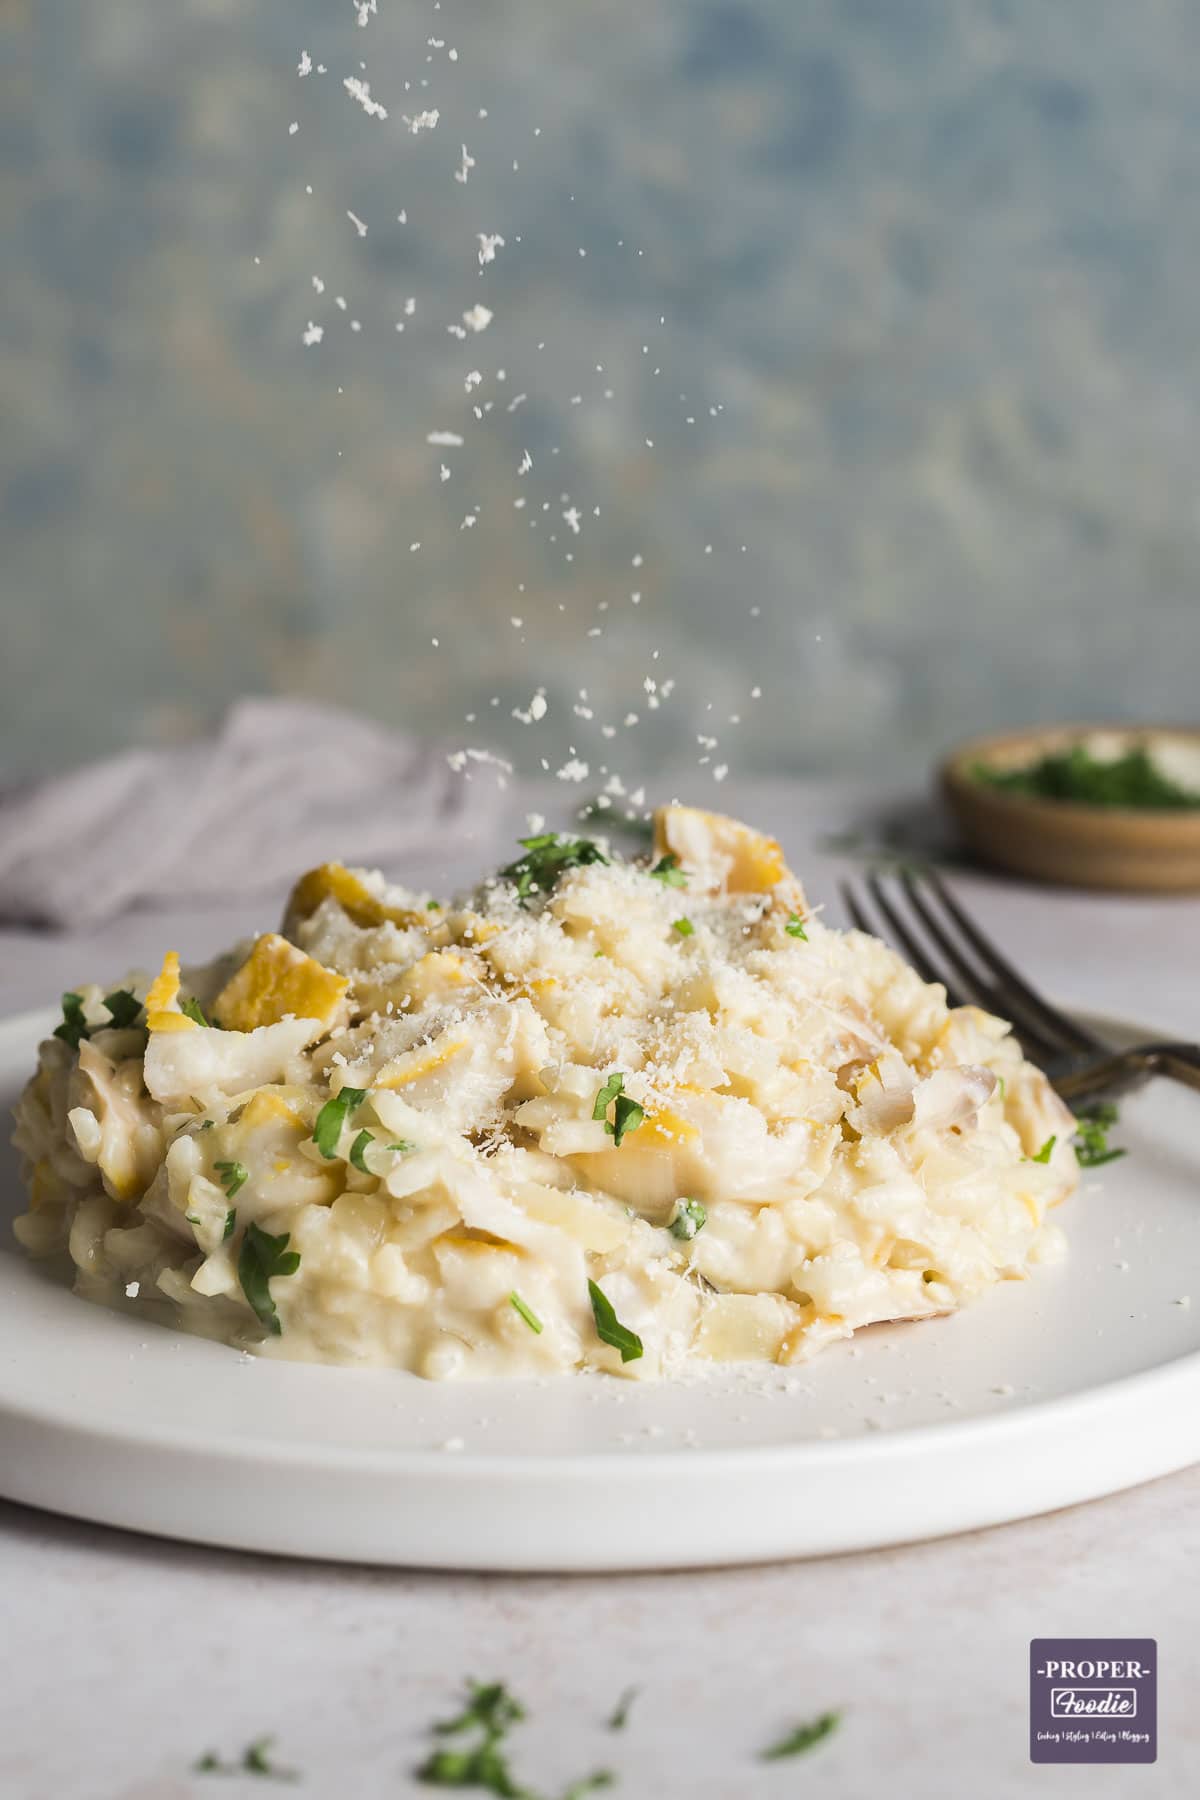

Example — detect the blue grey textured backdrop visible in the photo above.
[3,0,1198,787]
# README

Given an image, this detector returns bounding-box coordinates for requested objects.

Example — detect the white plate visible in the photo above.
[1,1007,1198,1570]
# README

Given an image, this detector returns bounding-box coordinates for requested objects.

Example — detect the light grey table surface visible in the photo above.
[1,779,1197,1799]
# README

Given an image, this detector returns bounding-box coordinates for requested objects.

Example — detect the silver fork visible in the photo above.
[840,867,1200,1105]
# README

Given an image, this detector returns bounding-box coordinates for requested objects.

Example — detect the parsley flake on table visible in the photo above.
[195,1735,298,1782]
[53,992,90,1049]
[102,988,143,1028]
[648,853,687,888]
[588,1279,643,1363]
[760,1709,841,1761]
[1030,1135,1057,1164]
[509,1291,544,1334]
[668,1199,707,1241]
[418,1680,526,1794]
[214,1160,248,1199]
[606,1686,638,1731]
[237,1222,301,1336]
[500,832,610,905]
[312,1086,368,1158]
[784,913,808,940]
[417,1679,613,1799]
[1073,1100,1127,1169]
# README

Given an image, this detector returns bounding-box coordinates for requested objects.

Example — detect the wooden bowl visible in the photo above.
[940,724,1200,893]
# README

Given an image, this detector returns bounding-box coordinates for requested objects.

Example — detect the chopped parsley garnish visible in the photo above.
[648,853,687,888]
[609,1095,644,1147]
[214,1159,248,1199]
[1072,1100,1126,1168]
[784,913,808,940]
[509,1291,544,1334]
[1031,1136,1057,1164]
[53,991,90,1049]
[180,995,210,1026]
[237,1222,301,1336]
[760,1710,841,1761]
[972,743,1200,810]
[103,988,143,1028]
[223,1208,237,1241]
[312,1086,368,1158]
[427,898,442,910]
[349,1129,374,1174]
[500,833,609,905]
[195,1736,298,1782]
[669,1199,707,1241]
[672,917,694,938]
[387,1139,416,1154]
[606,1686,638,1731]
[591,1072,645,1148]
[588,1279,644,1363]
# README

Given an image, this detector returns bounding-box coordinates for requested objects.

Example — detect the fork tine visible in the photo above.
[848,874,1064,1067]
[838,879,874,937]
[896,870,1069,1063]
[919,868,1105,1056]
[861,874,972,1010]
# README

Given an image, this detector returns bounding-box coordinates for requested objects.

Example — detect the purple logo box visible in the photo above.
[1030,1639,1156,1763]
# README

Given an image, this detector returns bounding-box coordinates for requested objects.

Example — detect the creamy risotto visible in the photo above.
[12,807,1078,1379]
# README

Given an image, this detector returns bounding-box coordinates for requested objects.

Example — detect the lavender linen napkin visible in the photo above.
[0,699,499,929]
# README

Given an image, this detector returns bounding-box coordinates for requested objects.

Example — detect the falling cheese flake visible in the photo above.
[563,506,582,534]
[477,232,506,266]
[440,464,451,482]
[302,322,325,346]
[347,210,369,237]
[446,747,514,787]
[355,0,377,24]
[518,449,532,474]
[298,50,312,76]
[343,77,388,120]
[312,275,325,293]
[462,303,492,332]
[513,688,548,725]
[288,121,299,135]
[454,144,476,185]
[427,430,464,446]
[556,759,589,783]
[464,369,483,391]
[404,108,440,135]
[404,297,416,315]
[460,512,478,529]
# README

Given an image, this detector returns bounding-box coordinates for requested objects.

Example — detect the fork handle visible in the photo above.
[1053,1042,1200,1104]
